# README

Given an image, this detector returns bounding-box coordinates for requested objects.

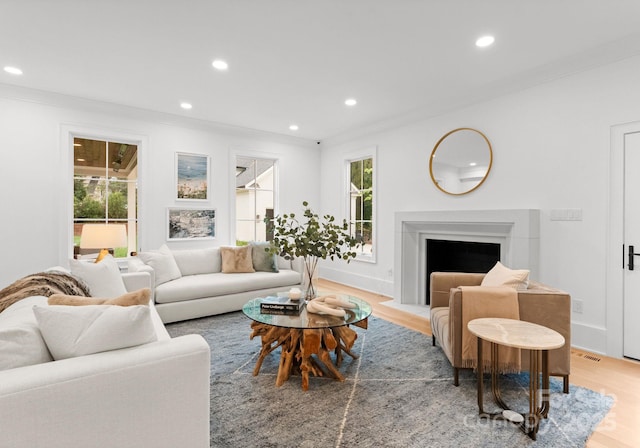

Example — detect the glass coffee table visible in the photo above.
[242,294,372,390]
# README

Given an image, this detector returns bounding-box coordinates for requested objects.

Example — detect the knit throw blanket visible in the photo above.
[460,286,521,373]
[0,271,90,313]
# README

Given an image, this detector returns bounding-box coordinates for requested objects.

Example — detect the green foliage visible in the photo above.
[266,201,360,262]
[350,158,373,221]
[74,178,87,201]
[107,191,127,219]
[73,186,128,220]
[75,197,104,219]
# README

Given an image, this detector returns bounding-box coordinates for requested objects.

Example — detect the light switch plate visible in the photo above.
[551,209,583,221]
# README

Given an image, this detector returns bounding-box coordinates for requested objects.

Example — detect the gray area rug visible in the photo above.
[167,312,613,448]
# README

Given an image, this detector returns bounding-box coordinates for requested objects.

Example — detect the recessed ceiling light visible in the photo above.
[180,102,193,110]
[289,124,299,131]
[3,66,23,75]
[76,158,86,162]
[212,59,228,71]
[73,143,82,147]
[475,35,495,48]
[345,98,357,106]
[469,162,477,166]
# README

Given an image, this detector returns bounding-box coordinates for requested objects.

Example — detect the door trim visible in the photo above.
[607,121,640,357]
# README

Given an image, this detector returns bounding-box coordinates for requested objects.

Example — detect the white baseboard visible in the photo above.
[318,266,394,298]
[571,321,607,355]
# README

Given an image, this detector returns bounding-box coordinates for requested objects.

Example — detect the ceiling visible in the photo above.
[3,1,640,141]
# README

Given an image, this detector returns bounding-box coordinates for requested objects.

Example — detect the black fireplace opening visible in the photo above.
[426,239,500,305]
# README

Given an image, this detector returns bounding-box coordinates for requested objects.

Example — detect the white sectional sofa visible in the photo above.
[128,244,304,323]
[0,271,211,448]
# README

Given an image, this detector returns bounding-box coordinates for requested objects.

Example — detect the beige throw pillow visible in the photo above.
[48,288,151,306]
[481,261,530,290]
[220,246,255,273]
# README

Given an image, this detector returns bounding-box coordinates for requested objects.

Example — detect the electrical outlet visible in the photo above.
[572,299,583,314]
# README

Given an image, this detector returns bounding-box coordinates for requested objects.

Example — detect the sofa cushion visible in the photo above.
[33,304,157,360]
[137,244,182,287]
[0,296,53,371]
[220,246,255,273]
[172,247,221,276]
[430,306,453,363]
[154,271,301,304]
[69,254,128,298]
[481,261,530,290]
[250,242,279,273]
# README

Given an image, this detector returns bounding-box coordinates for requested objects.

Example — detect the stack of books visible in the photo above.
[260,296,305,315]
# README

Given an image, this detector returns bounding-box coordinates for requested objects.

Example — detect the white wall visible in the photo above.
[319,54,640,355]
[0,86,319,289]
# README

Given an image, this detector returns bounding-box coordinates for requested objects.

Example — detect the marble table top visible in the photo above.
[467,318,565,350]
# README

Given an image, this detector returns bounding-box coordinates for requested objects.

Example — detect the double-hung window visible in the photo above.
[73,137,138,258]
[347,151,375,261]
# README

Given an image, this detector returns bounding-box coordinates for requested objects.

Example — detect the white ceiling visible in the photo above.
[3,1,640,141]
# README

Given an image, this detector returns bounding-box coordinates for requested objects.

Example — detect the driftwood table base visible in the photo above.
[249,319,368,390]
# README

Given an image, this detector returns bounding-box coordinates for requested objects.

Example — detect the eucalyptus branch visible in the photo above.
[265,201,361,298]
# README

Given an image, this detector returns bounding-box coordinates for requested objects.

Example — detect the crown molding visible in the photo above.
[0,83,317,148]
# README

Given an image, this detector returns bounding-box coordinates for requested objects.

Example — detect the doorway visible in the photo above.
[608,121,640,359]
[623,132,640,360]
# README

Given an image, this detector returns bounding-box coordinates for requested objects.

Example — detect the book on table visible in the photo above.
[260,296,305,314]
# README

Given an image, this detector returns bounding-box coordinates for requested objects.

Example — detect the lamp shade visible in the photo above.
[80,224,127,249]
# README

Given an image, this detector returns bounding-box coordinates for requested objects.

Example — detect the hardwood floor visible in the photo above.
[318,279,640,448]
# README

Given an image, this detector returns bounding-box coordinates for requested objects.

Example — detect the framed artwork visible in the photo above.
[176,152,210,201]
[167,208,216,240]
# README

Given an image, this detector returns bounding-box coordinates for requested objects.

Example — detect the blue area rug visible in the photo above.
[167,312,613,447]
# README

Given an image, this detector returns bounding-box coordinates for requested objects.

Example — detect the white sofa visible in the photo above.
[128,245,304,323]
[0,271,211,448]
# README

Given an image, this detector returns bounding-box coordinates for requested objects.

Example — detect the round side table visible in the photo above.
[467,317,565,440]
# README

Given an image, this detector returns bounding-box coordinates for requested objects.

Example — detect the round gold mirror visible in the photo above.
[429,128,493,195]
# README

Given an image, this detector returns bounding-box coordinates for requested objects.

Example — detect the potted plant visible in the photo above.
[266,201,361,299]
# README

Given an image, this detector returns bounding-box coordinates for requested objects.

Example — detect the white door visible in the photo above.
[623,131,640,360]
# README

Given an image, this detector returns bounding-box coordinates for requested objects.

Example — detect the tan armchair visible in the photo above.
[429,272,571,393]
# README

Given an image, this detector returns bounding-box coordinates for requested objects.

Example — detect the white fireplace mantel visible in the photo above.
[393,210,540,306]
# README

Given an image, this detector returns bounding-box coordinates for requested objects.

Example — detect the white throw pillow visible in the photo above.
[0,296,53,371]
[481,261,530,290]
[33,304,157,360]
[69,254,128,298]
[172,247,221,276]
[137,244,182,286]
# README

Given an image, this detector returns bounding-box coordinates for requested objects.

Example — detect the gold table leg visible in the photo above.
[475,336,552,440]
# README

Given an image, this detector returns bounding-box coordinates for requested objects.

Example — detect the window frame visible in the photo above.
[60,124,147,266]
[344,146,377,263]
[232,151,279,244]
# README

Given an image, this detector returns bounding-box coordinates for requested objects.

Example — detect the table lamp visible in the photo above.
[79,224,127,263]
